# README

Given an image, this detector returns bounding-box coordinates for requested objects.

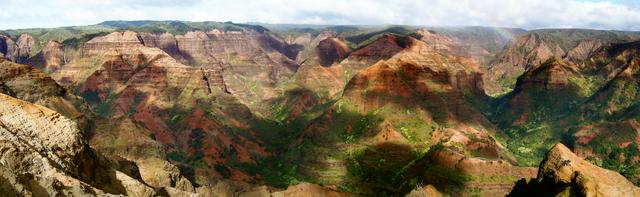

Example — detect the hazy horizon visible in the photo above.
[6,20,640,32]
[2,0,640,31]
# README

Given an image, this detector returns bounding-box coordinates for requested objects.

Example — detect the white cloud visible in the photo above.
[1,0,639,30]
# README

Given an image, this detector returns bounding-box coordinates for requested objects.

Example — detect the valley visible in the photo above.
[1,20,639,196]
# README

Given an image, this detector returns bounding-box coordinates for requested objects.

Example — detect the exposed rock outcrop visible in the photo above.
[485,33,565,94]
[28,41,66,72]
[341,34,415,72]
[14,34,35,63]
[316,38,350,67]
[292,31,335,64]
[271,182,352,197]
[81,31,144,57]
[0,93,155,196]
[405,185,443,197]
[53,31,274,187]
[139,32,182,59]
[0,60,90,130]
[508,143,640,197]
[0,35,16,60]
[292,34,350,98]
[173,29,299,108]
[0,34,33,64]
[74,29,299,113]
[89,117,196,192]
[416,29,483,58]
[566,39,604,62]
[0,93,100,195]
[485,30,640,95]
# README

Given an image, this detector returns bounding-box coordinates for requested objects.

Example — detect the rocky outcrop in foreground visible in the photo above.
[0,93,155,196]
[508,143,640,197]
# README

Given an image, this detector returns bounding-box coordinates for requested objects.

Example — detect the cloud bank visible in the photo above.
[1,0,640,30]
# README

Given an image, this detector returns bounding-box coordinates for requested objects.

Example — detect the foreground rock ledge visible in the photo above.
[508,143,640,197]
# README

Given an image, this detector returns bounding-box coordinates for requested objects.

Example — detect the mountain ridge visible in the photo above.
[1,20,640,196]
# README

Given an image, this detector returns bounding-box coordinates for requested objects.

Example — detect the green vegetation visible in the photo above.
[167,105,187,129]
[392,115,437,143]
[588,143,640,185]
[496,75,518,94]
[585,127,640,185]
[487,49,640,189]
[187,129,206,168]
[343,111,381,143]
[528,29,640,52]
[4,25,115,56]
[344,143,426,195]
[232,156,301,187]
[567,75,606,97]
[342,143,471,196]
[214,164,232,178]
[227,52,240,64]
[81,92,117,118]
[99,20,266,35]
[1,20,276,59]
[505,123,561,166]
[61,31,111,49]
[19,20,640,194]
[168,151,186,162]
[342,26,416,49]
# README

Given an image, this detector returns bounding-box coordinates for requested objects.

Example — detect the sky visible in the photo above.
[1,0,640,30]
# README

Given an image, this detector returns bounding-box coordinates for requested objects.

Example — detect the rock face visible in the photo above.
[0,61,160,196]
[316,38,350,67]
[291,34,350,98]
[271,182,352,197]
[172,29,299,108]
[0,93,95,195]
[416,29,479,58]
[14,34,35,63]
[566,39,604,61]
[0,35,16,60]
[89,117,197,193]
[567,41,640,185]
[295,33,429,100]
[8,23,640,197]
[485,33,565,94]
[405,185,443,197]
[82,31,145,57]
[0,60,197,196]
[508,143,640,197]
[52,31,275,186]
[0,60,90,129]
[28,41,66,72]
[0,93,155,196]
[139,32,181,59]
[291,31,335,64]
[0,34,34,64]
[485,30,639,94]
[342,34,414,71]
[72,29,300,113]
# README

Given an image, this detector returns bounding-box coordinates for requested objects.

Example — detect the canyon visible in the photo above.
[1,21,639,196]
